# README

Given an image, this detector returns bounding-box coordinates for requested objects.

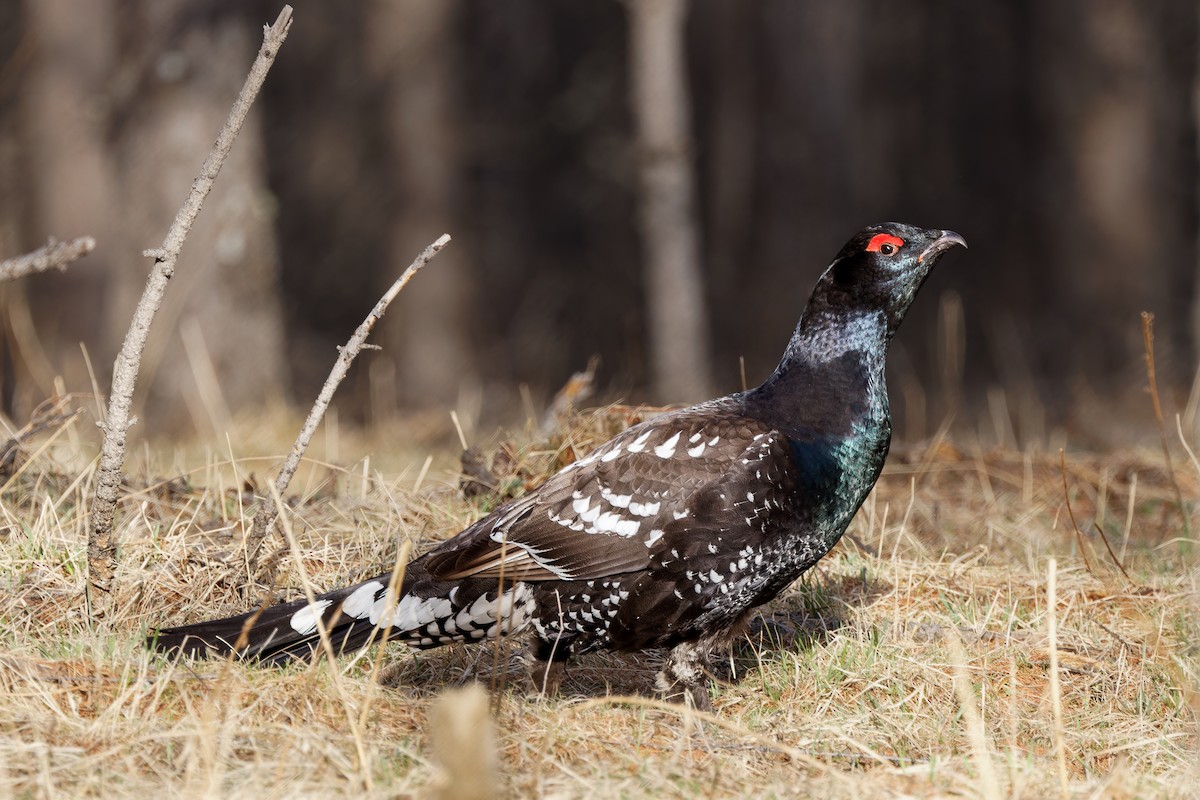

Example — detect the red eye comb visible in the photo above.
[866,233,904,252]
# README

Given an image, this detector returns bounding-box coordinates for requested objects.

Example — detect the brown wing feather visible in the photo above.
[421,410,776,583]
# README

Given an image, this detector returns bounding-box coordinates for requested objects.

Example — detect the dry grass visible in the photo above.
[0,401,1197,798]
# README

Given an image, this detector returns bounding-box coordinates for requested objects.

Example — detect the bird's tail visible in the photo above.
[147,564,536,664]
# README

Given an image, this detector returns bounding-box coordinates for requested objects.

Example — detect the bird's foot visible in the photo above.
[655,678,713,712]
[522,639,572,699]
[655,642,713,712]
[525,656,566,698]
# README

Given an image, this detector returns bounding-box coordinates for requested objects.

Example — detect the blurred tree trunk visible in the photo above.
[742,2,864,381]
[366,0,475,414]
[1035,1,1195,400]
[1195,3,1200,400]
[21,0,120,413]
[627,0,712,403]
[259,5,379,414]
[108,0,285,434]
[693,0,757,392]
[0,0,27,416]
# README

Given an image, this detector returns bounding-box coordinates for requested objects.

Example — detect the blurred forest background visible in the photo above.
[1,0,1199,450]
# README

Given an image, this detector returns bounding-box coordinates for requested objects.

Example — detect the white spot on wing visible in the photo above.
[290,600,332,635]
[654,432,681,459]
[687,442,706,457]
[602,488,632,508]
[493,585,532,635]
[342,581,384,619]
[645,528,664,547]
[377,593,453,630]
[628,499,660,516]
[625,429,654,453]
[455,593,493,630]
[601,446,623,462]
[594,510,641,537]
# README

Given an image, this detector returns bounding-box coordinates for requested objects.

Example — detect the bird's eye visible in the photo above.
[866,233,904,255]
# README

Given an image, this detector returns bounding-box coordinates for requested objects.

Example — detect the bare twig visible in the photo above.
[241,234,451,588]
[0,395,78,480]
[1058,449,1095,575]
[1141,312,1191,540]
[0,399,82,494]
[1092,522,1134,584]
[1059,446,1133,584]
[86,6,294,606]
[0,236,96,283]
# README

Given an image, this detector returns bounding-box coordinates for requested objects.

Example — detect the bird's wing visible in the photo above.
[421,409,784,582]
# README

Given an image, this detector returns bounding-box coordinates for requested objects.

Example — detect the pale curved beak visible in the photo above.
[918,230,967,264]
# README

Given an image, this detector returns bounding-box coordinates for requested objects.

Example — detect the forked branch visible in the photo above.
[241,234,451,590]
[86,6,294,607]
[0,236,96,283]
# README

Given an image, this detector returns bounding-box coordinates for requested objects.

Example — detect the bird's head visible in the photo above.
[808,223,966,332]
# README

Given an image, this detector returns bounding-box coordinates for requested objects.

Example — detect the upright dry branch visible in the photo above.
[86,6,294,605]
[0,236,96,283]
[242,234,451,588]
[627,0,712,403]
[1141,311,1191,540]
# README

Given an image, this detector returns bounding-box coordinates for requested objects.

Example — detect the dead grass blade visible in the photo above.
[564,694,848,782]
[1141,312,1191,541]
[1047,558,1070,800]
[946,630,1003,800]
[355,539,412,731]
[429,683,497,800]
[272,483,373,792]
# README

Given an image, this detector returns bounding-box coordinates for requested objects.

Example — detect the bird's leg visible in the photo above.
[525,634,572,697]
[655,641,714,712]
